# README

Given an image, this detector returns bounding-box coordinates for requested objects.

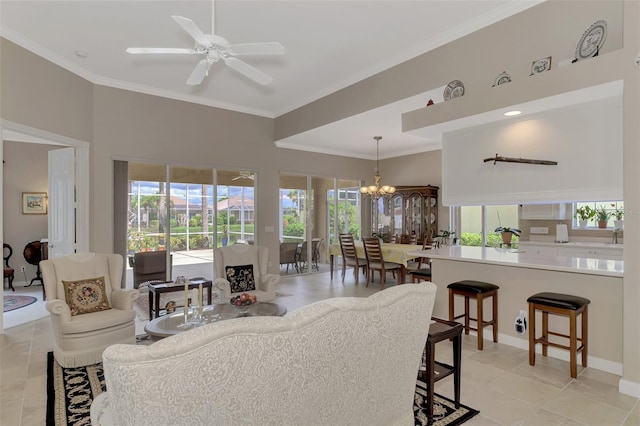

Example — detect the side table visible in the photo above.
[418,317,463,421]
[148,280,213,319]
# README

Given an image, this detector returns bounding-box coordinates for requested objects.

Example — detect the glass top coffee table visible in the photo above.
[144,302,287,339]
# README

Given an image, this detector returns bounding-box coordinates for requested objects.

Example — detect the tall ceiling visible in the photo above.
[1,0,542,158]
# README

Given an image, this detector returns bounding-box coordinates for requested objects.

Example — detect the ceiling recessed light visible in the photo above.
[504,110,522,116]
[75,50,88,59]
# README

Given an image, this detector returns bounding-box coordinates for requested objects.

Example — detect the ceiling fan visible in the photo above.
[126,0,284,86]
[232,171,255,181]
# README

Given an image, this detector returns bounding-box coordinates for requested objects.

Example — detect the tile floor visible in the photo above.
[1,270,639,425]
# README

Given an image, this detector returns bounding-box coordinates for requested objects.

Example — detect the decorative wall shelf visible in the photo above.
[401,51,624,140]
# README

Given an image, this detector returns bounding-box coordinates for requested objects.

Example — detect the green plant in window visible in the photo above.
[595,205,611,221]
[494,226,521,236]
[574,205,596,221]
[610,204,624,220]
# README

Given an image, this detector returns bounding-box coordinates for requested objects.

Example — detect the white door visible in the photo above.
[48,147,76,257]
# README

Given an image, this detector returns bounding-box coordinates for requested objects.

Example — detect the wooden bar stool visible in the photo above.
[527,292,590,378]
[447,280,499,350]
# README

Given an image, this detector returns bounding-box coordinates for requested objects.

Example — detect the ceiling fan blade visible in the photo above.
[186,59,212,85]
[172,15,211,47]
[229,42,285,56]
[224,57,272,85]
[126,47,197,54]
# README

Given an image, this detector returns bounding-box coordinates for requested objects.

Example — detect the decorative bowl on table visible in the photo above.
[230,293,257,315]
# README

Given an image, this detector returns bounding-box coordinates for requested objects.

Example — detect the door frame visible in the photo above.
[1,119,90,332]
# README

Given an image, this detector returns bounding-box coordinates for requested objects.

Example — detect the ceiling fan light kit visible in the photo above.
[126,1,284,86]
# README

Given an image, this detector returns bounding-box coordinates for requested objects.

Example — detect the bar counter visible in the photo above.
[407,245,624,376]
[408,245,623,277]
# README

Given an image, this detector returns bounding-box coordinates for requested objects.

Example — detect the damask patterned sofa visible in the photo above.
[91,282,437,425]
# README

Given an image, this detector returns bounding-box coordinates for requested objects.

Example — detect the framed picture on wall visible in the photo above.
[22,192,48,214]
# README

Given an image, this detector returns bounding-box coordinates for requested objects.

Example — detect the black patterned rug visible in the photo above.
[46,352,105,426]
[46,352,479,426]
[414,379,479,425]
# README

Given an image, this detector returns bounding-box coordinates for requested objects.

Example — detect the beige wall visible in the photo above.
[2,141,55,279]
[89,86,374,267]
[1,40,93,142]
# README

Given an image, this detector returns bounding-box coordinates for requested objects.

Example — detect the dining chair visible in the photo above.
[408,237,440,283]
[362,237,403,289]
[338,233,366,284]
[296,240,321,272]
[399,234,418,245]
[388,234,398,244]
[3,243,15,292]
[279,242,300,274]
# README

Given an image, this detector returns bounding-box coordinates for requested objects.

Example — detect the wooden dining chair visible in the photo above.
[408,237,440,283]
[362,237,402,289]
[3,243,15,292]
[388,234,398,244]
[399,234,412,244]
[338,233,366,284]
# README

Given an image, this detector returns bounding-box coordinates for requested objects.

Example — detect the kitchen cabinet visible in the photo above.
[520,244,558,256]
[557,246,623,261]
[521,204,568,220]
[518,242,623,260]
[373,185,438,243]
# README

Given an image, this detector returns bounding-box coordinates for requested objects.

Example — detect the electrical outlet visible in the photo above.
[20,266,26,272]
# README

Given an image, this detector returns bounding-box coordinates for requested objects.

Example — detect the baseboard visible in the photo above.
[618,378,640,398]
[496,333,623,376]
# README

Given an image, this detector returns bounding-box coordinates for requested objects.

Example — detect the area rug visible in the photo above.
[3,295,38,312]
[46,352,105,426]
[414,379,479,425]
[47,352,479,426]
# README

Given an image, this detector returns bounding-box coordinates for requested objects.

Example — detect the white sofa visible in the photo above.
[213,244,279,302]
[91,282,437,426]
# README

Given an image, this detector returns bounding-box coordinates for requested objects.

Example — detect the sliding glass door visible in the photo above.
[279,174,361,276]
[124,162,257,287]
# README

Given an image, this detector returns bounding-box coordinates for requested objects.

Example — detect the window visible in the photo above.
[573,201,624,229]
[456,205,519,246]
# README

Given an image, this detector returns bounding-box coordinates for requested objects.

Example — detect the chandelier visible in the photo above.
[360,136,396,199]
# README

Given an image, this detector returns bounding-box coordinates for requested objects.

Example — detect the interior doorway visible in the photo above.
[1,120,89,332]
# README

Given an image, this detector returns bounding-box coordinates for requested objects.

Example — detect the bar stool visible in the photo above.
[527,292,590,378]
[447,280,499,350]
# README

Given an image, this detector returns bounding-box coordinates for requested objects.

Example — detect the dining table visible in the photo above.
[328,241,421,284]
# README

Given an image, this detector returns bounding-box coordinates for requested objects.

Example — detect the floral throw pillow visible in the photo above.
[62,276,111,316]
[225,264,256,293]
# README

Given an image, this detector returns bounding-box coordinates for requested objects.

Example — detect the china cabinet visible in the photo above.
[373,185,439,242]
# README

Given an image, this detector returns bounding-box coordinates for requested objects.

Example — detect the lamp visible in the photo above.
[360,136,396,199]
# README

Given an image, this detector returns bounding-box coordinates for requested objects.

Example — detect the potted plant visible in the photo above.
[494,226,521,246]
[574,205,595,229]
[437,229,456,246]
[611,204,624,229]
[595,205,610,228]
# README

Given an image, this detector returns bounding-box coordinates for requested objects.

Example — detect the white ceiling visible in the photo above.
[1,0,543,159]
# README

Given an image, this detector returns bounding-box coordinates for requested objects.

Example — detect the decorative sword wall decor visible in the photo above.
[483,154,558,166]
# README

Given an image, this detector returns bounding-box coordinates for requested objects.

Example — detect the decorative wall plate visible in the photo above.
[492,71,511,86]
[575,20,607,61]
[530,56,552,75]
[443,80,464,101]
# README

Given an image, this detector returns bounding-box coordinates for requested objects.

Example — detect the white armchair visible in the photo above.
[214,244,279,303]
[41,253,139,368]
